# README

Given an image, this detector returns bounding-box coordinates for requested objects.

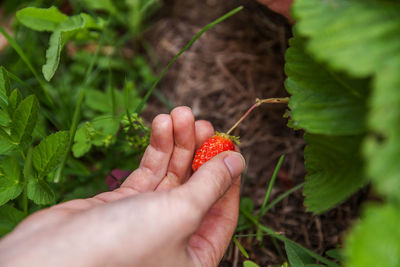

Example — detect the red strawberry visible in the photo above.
[191,98,289,172]
[192,132,239,171]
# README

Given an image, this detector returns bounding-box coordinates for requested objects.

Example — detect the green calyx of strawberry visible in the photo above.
[215,131,241,145]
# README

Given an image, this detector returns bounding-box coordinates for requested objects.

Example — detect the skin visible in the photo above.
[0,107,245,267]
[257,0,293,20]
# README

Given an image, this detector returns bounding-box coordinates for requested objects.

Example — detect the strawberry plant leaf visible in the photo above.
[303,134,366,214]
[16,6,68,32]
[27,178,56,205]
[0,204,25,236]
[285,240,315,266]
[293,0,400,78]
[10,95,39,147]
[345,204,400,267]
[33,131,70,177]
[365,59,400,203]
[0,156,23,205]
[0,67,10,110]
[285,37,369,135]
[7,89,22,118]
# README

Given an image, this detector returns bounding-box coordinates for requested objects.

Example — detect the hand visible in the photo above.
[257,0,293,20]
[0,107,245,267]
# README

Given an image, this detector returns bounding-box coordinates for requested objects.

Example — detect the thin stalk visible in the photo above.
[54,91,84,183]
[262,182,304,214]
[135,6,244,113]
[226,97,289,135]
[22,149,32,215]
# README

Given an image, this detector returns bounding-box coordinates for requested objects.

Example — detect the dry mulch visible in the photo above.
[145,0,365,266]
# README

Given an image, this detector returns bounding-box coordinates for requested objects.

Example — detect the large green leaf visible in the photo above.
[27,178,55,205]
[285,241,315,267]
[303,134,366,214]
[10,95,39,147]
[364,57,400,202]
[345,204,400,267]
[0,156,23,205]
[16,6,68,32]
[0,67,10,109]
[33,131,70,177]
[0,204,25,236]
[285,37,369,135]
[293,0,400,77]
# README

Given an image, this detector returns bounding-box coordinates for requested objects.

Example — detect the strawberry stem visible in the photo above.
[226,97,289,135]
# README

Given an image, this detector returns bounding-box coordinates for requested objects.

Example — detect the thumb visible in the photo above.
[176,151,245,217]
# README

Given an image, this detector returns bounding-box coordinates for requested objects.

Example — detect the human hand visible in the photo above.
[257,0,293,20]
[0,107,245,267]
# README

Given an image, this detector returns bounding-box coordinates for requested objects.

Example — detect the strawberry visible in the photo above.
[191,97,289,172]
[192,132,239,171]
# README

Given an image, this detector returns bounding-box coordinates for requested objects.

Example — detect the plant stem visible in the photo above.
[226,97,289,135]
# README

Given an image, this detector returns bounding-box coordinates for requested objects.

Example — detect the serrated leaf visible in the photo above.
[0,204,25,236]
[345,204,400,267]
[0,67,10,109]
[27,178,55,205]
[285,37,369,135]
[285,241,314,267]
[0,156,23,205]
[365,58,400,202]
[293,0,400,78]
[7,89,22,118]
[33,131,70,177]
[10,95,39,147]
[303,134,366,214]
[0,139,17,155]
[16,6,68,32]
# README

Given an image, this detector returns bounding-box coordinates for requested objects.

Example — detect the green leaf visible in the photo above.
[10,95,39,147]
[33,131,70,177]
[293,0,400,77]
[82,0,117,14]
[16,6,68,32]
[0,139,17,155]
[42,14,104,81]
[303,134,366,214]
[0,67,10,109]
[285,241,315,267]
[365,58,400,202]
[243,260,260,267]
[0,156,23,205]
[345,204,400,267]
[285,36,369,135]
[7,89,22,118]
[325,249,342,261]
[27,178,55,205]
[0,204,25,236]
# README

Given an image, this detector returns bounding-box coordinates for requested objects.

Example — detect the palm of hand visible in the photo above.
[0,107,243,267]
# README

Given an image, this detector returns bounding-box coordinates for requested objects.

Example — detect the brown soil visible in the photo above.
[145,0,365,266]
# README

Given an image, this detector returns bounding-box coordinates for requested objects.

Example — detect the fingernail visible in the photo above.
[224,152,245,178]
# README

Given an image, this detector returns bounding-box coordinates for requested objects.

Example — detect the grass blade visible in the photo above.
[240,208,340,267]
[233,235,249,259]
[135,6,243,113]
[0,25,54,106]
[258,154,285,219]
[262,182,304,214]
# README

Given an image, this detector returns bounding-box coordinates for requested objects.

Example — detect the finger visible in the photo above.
[156,107,196,191]
[121,114,174,192]
[176,151,245,220]
[188,177,241,266]
[194,120,214,148]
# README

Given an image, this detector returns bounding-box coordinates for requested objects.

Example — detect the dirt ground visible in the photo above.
[145,0,365,266]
